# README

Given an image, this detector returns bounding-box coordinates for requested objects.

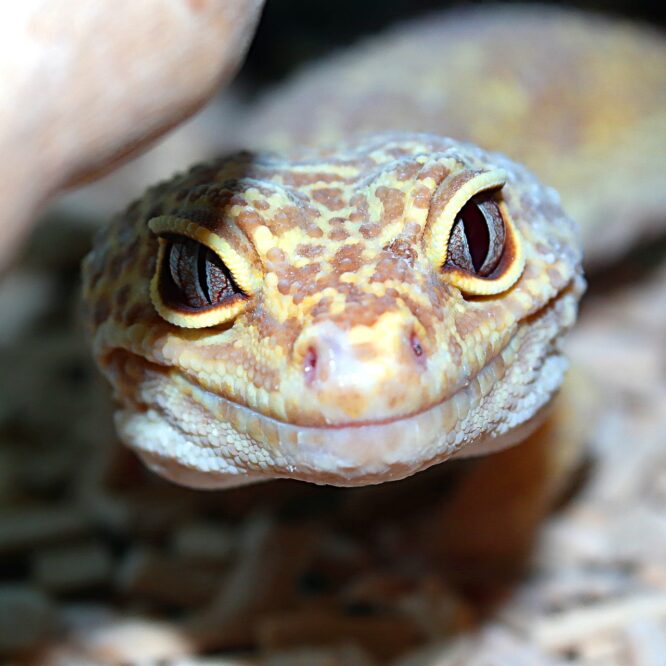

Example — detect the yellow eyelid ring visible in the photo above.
[424,170,526,296]
[148,215,261,329]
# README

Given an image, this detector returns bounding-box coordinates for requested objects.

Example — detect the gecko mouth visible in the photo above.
[113,342,564,487]
[104,283,577,488]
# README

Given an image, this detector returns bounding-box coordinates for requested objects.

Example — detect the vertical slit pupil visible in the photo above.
[162,236,241,311]
[460,200,490,273]
[197,244,212,304]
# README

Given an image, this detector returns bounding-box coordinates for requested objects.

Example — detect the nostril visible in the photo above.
[303,346,318,384]
[410,331,424,360]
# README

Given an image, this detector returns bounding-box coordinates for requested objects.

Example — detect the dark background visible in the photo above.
[242,0,665,87]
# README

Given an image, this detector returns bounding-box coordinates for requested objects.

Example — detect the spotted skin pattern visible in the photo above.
[83,134,584,487]
[242,7,666,268]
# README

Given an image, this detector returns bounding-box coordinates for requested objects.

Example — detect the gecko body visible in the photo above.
[83,7,665,488]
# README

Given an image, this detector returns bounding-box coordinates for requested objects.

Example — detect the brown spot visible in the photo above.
[178,187,240,229]
[417,162,452,183]
[310,295,333,323]
[254,199,270,211]
[282,263,323,302]
[349,194,369,223]
[123,303,153,326]
[296,244,325,259]
[396,161,422,181]
[372,255,407,284]
[402,222,423,242]
[327,293,396,329]
[329,227,349,241]
[312,187,345,211]
[248,308,302,360]
[271,205,301,234]
[270,316,303,352]
[455,311,481,338]
[386,146,412,159]
[306,226,324,239]
[332,244,364,274]
[236,209,264,235]
[375,186,405,224]
[413,185,432,209]
[230,194,247,207]
[401,293,439,336]
[359,223,381,239]
[385,238,416,266]
[266,247,287,264]
[277,279,291,296]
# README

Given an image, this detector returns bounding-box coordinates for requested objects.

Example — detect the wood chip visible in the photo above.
[0,585,55,655]
[258,609,424,660]
[31,540,114,594]
[119,547,224,608]
[0,505,92,555]
[515,594,666,650]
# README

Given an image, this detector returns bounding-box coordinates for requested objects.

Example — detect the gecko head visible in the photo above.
[82,133,584,488]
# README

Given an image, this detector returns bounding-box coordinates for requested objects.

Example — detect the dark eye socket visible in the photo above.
[446,191,505,277]
[160,236,244,311]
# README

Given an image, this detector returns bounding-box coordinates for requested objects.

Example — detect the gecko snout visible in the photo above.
[294,313,427,422]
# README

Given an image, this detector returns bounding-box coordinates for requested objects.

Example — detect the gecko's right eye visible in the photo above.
[147,215,259,329]
[163,236,244,311]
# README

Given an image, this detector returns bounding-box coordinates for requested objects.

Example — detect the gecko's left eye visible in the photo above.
[446,192,505,277]
[424,169,525,296]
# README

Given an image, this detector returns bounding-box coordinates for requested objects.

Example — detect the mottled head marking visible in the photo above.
[82,133,584,488]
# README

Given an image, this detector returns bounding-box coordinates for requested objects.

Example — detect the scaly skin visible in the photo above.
[82,133,583,487]
[242,6,666,268]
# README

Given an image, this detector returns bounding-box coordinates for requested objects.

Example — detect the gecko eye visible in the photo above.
[161,236,245,312]
[424,170,525,296]
[445,192,505,277]
[148,215,258,329]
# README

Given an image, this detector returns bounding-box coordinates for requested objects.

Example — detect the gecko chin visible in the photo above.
[106,285,577,488]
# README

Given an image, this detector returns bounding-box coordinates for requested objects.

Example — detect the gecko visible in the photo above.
[81,6,665,493]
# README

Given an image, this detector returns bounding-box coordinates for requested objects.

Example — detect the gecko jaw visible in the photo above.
[109,284,575,488]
